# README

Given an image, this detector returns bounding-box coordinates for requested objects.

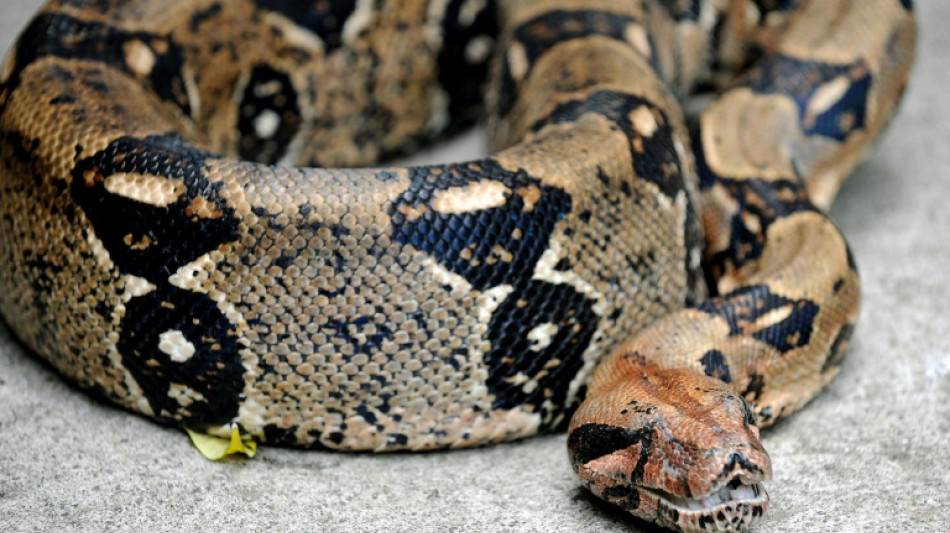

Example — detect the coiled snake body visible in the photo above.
[0,1,915,531]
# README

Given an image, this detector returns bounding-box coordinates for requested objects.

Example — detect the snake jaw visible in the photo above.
[646,477,769,533]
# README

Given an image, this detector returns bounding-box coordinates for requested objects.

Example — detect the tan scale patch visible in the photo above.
[778,0,911,64]
[700,89,801,182]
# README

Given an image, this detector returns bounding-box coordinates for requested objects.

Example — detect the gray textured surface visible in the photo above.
[0,1,947,532]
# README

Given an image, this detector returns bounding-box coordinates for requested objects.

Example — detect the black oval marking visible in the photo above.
[742,55,873,142]
[389,158,572,291]
[236,65,301,164]
[116,288,243,423]
[697,284,819,354]
[437,0,499,131]
[71,133,243,425]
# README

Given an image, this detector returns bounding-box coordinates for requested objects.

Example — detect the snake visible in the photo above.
[0,0,916,531]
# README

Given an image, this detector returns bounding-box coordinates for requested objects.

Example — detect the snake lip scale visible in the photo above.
[0,1,916,532]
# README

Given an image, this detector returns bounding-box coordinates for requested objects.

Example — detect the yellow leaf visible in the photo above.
[185,426,258,460]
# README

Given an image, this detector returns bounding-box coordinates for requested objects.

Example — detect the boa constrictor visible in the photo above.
[0,1,915,531]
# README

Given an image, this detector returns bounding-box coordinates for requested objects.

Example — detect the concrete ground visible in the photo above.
[0,1,947,532]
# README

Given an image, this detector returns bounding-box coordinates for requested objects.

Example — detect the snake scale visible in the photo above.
[0,0,916,531]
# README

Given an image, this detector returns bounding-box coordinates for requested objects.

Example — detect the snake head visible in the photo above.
[567,366,771,533]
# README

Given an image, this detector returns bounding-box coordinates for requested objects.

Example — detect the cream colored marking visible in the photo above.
[422,257,473,293]
[698,0,717,32]
[186,196,224,220]
[254,109,281,139]
[266,12,325,53]
[87,232,115,271]
[655,189,675,210]
[425,0,453,46]
[431,180,510,214]
[740,211,762,235]
[533,242,605,317]
[805,76,851,124]
[521,379,539,395]
[459,0,487,26]
[169,254,213,291]
[398,203,428,222]
[527,323,559,352]
[426,88,451,134]
[125,233,154,251]
[476,285,514,325]
[489,245,514,264]
[122,275,156,300]
[237,393,267,438]
[278,132,307,167]
[342,0,376,44]
[748,306,794,334]
[624,23,652,58]
[253,80,285,98]
[103,172,184,207]
[168,383,206,407]
[630,105,658,137]
[182,65,201,119]
[168,253,247,328]
[505,372,529,386]
[124,40,156,76]
[132,390,154,417]
[507,42,529,81]
[744,1,761,29]
[158,330,197,363]
[465,35,494,63]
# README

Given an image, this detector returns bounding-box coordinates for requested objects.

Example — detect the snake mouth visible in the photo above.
[651,478,767,511]
[645,477,769,533]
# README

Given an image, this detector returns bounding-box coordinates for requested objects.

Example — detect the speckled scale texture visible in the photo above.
[0,0,703,450]
[0,0,917,532]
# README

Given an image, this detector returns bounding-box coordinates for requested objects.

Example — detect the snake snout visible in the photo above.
[567,366,773,533]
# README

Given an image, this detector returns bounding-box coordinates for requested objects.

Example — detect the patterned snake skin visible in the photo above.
[0,1,916,531]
